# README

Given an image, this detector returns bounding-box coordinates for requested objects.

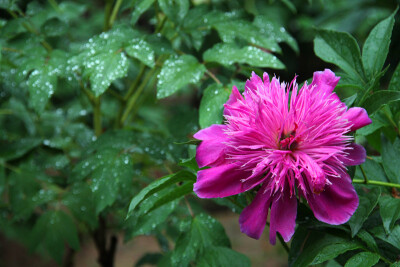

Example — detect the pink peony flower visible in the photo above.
[193,69,372,244]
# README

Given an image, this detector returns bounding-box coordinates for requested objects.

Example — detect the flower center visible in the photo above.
[279,131,298,151]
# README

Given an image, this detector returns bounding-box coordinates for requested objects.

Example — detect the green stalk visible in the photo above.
[103,0,113,31]
[352,179,400,189]
[93,97,102,136]
[108,0,124,28]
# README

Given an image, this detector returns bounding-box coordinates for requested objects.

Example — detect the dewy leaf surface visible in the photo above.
[157,55,206,99]
[199,83,231,128]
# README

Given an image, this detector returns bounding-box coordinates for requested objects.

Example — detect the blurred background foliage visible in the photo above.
[0,0,400,266]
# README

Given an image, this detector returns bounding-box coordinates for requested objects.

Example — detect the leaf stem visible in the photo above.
[359,165,369,183]
[123,64,146,101]
[352,179,400,189]
[205,69,221,84]
[108,0,124,28]
[93,97,102,136]
[103,0,113,31]
[277,233,290,253]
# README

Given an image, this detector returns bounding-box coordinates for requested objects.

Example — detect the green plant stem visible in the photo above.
[47,0,60,12]
[359,165,369,183]
[93,97,102,136]
[108,0,124,28]
[352,179,400,189]
[120,67,156,125]
[103,0,113,31]
[205,69,221,84]
[123,64,146,101]
[277,234,290,253]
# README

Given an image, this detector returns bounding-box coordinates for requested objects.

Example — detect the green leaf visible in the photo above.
[40,18,68,37]
[125,38,155,67]
[86,51,129,96]
[381,136,400,184]
[389,62,400,91]
[158,0,189,23]
[344,252,380,267]
[131,0,155,25]
[214,20,281,53]
[356,113,388,136]
[379,196,400,234]
[127,170,196,217]
[362,91,400,115]
[30,210,80,263]
[63,182,98,229]
[253,15,299,53]
[314,29,365,83]
[157,55,206,99]
[147,181,193,213]
[171,214,231,266]
[135,253,163,267]
[348,186,381,237]
[391,262,400,267]
[0,138,42,161]
[362,11,396,77]
[197,246,251,267]
[203,43,284,69]
[199,84,231,128]
[356,229,379,253]
[289,226,363,267]
[371,224,400,250]
[27,68,57,112]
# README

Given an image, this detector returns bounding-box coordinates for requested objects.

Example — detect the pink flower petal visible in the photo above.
[343,107,372,132]
[310,69,340,94]
[342,143,366,166]
[239,185,272,239]
[306,173,359,225]
[194,163,251,198]
[223,86,243,116]
[269,192,297,244]
[194,125,228,168]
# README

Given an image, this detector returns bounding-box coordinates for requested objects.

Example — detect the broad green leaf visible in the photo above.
[0,137,42,161]
[381,136,400,184]
[27,68,57,112]
[199,84,231,128]
[379,196,400,234]
[354,159,388,183]
[356,229,379,253]
[253,15,299,53]
[391,262,400,267]
[90,152,133,213]
[30,210,80,263]
[289,226,363,267]
[214,20,281,53]
[125,198,177,239]
[371,224,400,250]
[389,62,400,91]
[40,18,68,37]
[344,252,380,267]
[146,181,193,213]
[356,113,388,136]
[127,170,196,216]
[125,38,155,67]
[362,91,400,115]
[62,182,98,229]
[86,51,129,96]
[179,157,199,172]
[157,55,206,99]
[131,0,155,25]
[171,214,231,266]
[158,0,189,23]
[348,186,381,237]
[314,29,365,83]
[197,246,250,267]
[362,11,395,77]
[203,43,284,69]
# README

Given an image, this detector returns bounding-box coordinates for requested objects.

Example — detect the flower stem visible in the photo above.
[108,0,123,28]
[93,97,102,136]
[277,234,290,253]
[352,179,400,189]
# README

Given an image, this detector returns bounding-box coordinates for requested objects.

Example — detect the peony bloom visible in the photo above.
[193,69,372,244]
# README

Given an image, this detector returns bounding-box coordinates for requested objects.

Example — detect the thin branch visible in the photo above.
[353,179,400,189]
[205,69,221,84]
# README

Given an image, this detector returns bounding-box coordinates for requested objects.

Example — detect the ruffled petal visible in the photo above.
[343,107,372,132]
[306,172,359,225]
[342,143,366,166]
[194,163,251,198]
[269,192,297,244]
[310,69,340,94]
[194,125,228,168]
[224,86,243,116]
[239,185,272,239]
